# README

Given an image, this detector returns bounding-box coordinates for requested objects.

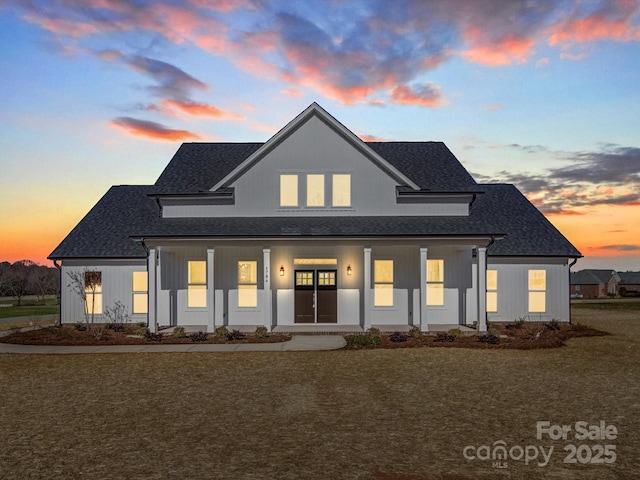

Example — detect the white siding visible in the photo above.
[162,116,469,218]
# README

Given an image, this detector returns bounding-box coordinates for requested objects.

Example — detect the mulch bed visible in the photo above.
[0,325,291,346]
[345,322,608,350]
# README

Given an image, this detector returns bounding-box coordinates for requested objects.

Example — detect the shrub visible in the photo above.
[226,329,246,341]
[389,331,407,343]
[73,322,86,331]
[214,326,229,337]
[478,328,500,345]
[104,301,130,332]
[447,328,463,339]
[255,326,268,338]
[408,326,422,338]
[546,319,561,331]
[144,329,163,342]
[173,326,186,338]
[515,317,525,328]
[190,331,208,342]
[434,332,455,343]
[346,334,381,346]
[137,321,147,328]
[366,327,381,337]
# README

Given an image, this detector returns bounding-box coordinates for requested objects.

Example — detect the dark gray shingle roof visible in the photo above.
[570,269,617,285]
[153,141,477,192]
[619,271,640,284]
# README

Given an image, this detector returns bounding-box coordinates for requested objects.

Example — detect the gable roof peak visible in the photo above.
[210,103,420,191]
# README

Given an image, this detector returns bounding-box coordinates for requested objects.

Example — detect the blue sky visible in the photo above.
[1,0,639,269]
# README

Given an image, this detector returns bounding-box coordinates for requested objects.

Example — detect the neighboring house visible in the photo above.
[49,103,581,332]
[570,269,620,298]
[618,272,640,296]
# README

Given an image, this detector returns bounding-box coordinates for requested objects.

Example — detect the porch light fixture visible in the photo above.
[280,265,285,276]
[347,264,352,276]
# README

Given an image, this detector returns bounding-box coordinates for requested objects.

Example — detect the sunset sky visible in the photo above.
[1,0,639,271]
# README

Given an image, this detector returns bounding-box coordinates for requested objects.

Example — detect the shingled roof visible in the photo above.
[48,182,581,259]
[153,142,477,193]
[570,269,618,285]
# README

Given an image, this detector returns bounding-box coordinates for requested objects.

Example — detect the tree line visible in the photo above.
[0,260,60,305]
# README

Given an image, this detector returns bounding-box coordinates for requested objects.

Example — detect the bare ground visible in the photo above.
[0,305,638,479]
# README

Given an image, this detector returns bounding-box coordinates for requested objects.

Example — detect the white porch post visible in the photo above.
[207,248,215,333]
[363,247,372,331]
[420,247,428,332]
[477,246,487,332]
[263,248,272,332]
[147,247,157,333]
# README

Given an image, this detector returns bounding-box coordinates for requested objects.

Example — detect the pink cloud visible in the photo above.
[280,87,304,98]
[110,117,200,141]
[462,27,536,66]
[162,100,244,119]
[389,83,447,108]
[359,133,391,142]
[548,14,640,45]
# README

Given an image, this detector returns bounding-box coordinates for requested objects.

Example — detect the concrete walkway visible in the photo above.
[0,335,346,354]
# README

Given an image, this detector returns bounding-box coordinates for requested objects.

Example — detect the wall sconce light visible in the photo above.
[280,265,285,276]
[347,264,352,276]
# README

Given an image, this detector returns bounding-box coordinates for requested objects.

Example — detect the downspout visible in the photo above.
[53,260,62,327]
[469,193,477,213]
[568,257,579,324]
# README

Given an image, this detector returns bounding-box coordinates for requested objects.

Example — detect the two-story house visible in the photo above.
[49,103,581,332]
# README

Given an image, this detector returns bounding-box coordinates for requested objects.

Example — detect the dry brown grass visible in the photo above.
[1,305,638,479]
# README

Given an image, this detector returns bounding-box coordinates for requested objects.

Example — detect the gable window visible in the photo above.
[528,269,546,313]
[426,260,444,306]
[280,174,298,207]
[306,174,325,206]
[486,269,498,313]
[188,261,207,308]
[132,271,148,314]
[332,174,351,207]
[84,271,102,315]
[374,260,394,307]
[238,261,258,307]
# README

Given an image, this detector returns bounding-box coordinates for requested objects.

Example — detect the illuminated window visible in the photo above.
[238,261,258,307]
[528,270,546,313]
[280,174,298,207]
[332,174,351,207]
[426,260,444,306]
[318,271,336,286]
[307,174,324,207]
[486,269,497,313]
[84,271,102,315]
[374,260,393,306]
[132,271,148,314]
[188,261,207,308]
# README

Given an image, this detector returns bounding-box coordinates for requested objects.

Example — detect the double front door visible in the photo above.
[294,270,337,323]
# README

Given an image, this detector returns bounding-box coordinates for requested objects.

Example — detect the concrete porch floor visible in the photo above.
[160,324,477,335]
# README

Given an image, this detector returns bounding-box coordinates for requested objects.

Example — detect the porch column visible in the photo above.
[477,246,487,332]
[263,248,272,332]
[207,248,215,333]
[420,247,428,332]
[363,247,372,330]
[147,247,157,333]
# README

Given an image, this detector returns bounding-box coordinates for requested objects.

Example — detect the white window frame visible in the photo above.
[374,260,394,307]
[132,271,148,314]
[486,269,498,313]
[238,260,258,308]
[280,174,299,207]
[332,174,351,207]
[528,269,546,313]
[188,261,207,308]
[426,259,444,306]
[84,271,102,315]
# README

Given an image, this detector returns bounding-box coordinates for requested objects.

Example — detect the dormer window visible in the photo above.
[307,174,325,207]
[280,174,298,207]
[332,174,351,207]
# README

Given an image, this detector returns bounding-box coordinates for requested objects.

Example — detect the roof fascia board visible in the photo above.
[210,102,420,191]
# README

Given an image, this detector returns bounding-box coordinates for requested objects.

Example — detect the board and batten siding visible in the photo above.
[60,260,147,325]
[161,116,469,218]
[487,257,571,322]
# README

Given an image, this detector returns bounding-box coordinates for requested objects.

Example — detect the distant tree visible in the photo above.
[7,260,34,306]
[29,265,59,302]
[0,261,10,297]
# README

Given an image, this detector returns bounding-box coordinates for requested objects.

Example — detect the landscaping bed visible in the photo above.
[344,321,607,350]
[0,324,291,346]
